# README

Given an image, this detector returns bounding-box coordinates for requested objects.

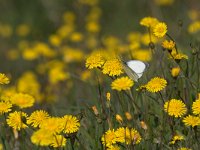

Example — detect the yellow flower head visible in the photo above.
[10,93,35,109]
[192,98,200,115]
[183,115,200,127]
[0,101,12,114]
[145,77,167,93]
[111,77,134,91]
[40,117,64,134]
[162,40,175,50]
[116,114,123,124]
[171,52,188,60]
[6,111,28,130]
[0,73,10,84]
[115,127,142,145]
[50,135,67,148]
[170,134,184,144]
[31,129,54,146]
[140,17,159,28]
[171,67,180,77]
[101,129,117,148]
[154,0,174,6]
[62,115,80,134]
[153,22,167,38]
[102,58,123,76]
[107,145,121,150]
[177,147,192,150]
[164,99,187,117]
[188,21,200,34]
[125,112,132,121]
[85,52,105,69]
[27,110,50,128]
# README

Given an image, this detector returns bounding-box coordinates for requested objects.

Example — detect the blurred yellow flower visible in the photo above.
[0,24,13,37]
[125,112,132,120]
[141,33,159,45]
[192,98,200,115]
[0,101,12,114]
[164,99,187,117]
[111,77,134,91]
[86,21,100,33]
[62,115,80,134]
[62,47,84,63]
[183,115,200,127]
[16,24,30,37]
[171,67,180,77]
[10,93,35,109]
[85,52,105,69]
[162,40,175,50]
[140,17,159,28]
[188,21,200,34]
[27,110,50,128]
[153,22,167,38]
[154,0,174,6]
[177,147,192,150]
[49,34,61,46]
[132,49,152,61]
[50,135,66,148]
[145,77,167,93]
[31,129,53,146]
[6,111,28,130]
[0,73,10,84]
[40,117,63,134]
[170,134,184,144]
[116,114,123,124]
[115,127,142,145]
[22,48,39,60]
[70,32,83,42]
[102,58,123,76]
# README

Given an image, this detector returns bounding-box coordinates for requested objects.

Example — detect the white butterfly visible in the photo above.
[122,60,148,82]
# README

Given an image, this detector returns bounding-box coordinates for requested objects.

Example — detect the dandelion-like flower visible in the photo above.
[107,145,120,150]
[0,73,10,84]
[172,53,188,60]
[192,98,200,115]
[40,117,64,134]
[111,77,134,91]
[0,101,12,114]
[31,129,53,146]
[85,52,105,69]
[101,129,117,148]
[10,93,35,109]
[62,115,80,134]
[162,40,175,50]
[50,135,66,148]
[6,111,28,130]
[102,58,123,76]
[153,22,167,38]
[140,17,159,28]
[115,127,142,145]
[164,99,187,117]
[170,134,184,144]
[27,110,50,128]
[145,77,167,93]
[183,115,200,127]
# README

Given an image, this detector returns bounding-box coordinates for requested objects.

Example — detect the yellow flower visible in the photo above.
[171,67,180,77]
[40,117,64,134]
[125,112,132,121]
[85,52,105,69]
[101,129,117,148]
[145,77,167,93]
[50,135,66,148]
[162,40,175,50]
[0,101,12,114]
[0,73,10,84]
[116,114,123,124]
[140,17,159,27]
[183,115,200,127]
[132,49,152,61]
[153,22,167,38]
[115,127,142,145]
[111,77,134,91]
[154,0,174,6]
[170,134,184,144]
[102,58,123,76]
[16,24,30,37]
[192,98,200,115]
[70,32,83,42]
[177,147,192,150]
[171,51,188,60]
[27,110,50,128]
[6,111,28,130]
[10,93,35,109]
[86,21,100,33]
[49,34,61,46]
[188,21,200,34]
[62,115,80,134]
[31,129,53,146]
[164,99,187,117]
[107,145,121,150]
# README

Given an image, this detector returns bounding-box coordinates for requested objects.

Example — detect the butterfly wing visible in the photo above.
[122,62,140,82]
